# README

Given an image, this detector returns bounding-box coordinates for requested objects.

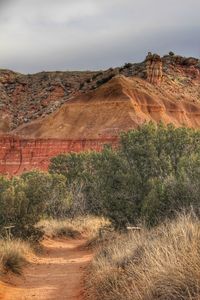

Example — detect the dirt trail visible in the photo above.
[1,239,92,300]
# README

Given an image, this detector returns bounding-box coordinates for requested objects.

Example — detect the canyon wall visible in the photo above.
[0,136,118,176]
[0,54,199,176]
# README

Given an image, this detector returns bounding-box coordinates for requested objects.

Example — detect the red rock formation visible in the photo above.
[146,53,163,85]
[13,75,200,140]
[0,53,199,133]
[0,136,118,176]
[0,53,200,176]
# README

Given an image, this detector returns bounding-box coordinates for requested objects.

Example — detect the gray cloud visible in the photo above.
[0,0,199,73]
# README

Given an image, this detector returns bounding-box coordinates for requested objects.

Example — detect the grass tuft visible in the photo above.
[0,240,31,275]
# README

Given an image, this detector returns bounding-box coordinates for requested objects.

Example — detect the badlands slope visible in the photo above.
[13,75,200,139]
[0,53,200,139]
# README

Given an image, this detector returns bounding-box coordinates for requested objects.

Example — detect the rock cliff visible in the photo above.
[0,136,118,176]
[0,52,200,175]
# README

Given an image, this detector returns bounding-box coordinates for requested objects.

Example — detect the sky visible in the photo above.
[0,0,199,73]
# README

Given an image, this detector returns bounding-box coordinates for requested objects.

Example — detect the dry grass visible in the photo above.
[0,239,31,275]
[39,216,109,240]
[85,228,118,250]
[87,213,200,300]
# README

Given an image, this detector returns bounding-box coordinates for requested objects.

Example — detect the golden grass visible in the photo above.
[86,213,200,300]
[39,216,109,240]
[0,239,31,275]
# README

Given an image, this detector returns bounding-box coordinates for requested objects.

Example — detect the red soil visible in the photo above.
[0,238,92,300]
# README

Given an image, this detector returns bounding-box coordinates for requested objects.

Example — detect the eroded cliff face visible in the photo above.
[0,136,118,175]
[1,53,199,133]
[13,75,200,140]
[0,53,200,175]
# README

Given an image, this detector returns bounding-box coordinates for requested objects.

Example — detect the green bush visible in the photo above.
[49,123,200,229]
[0,171,70,241]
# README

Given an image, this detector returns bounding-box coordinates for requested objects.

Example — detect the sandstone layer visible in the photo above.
[0,53,200,175]
[0,136,118,176]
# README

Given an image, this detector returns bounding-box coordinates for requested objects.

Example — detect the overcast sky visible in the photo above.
[0,0,199,73]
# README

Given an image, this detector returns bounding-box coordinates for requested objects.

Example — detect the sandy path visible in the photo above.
[1,238,92,300]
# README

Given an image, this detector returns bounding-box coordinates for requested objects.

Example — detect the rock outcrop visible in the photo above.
[146,53,163,85]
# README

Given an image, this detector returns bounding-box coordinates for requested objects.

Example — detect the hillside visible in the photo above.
[13,74,200,139]
[0,70,97,132]
[0,53,199,136]
[0,52,200,175]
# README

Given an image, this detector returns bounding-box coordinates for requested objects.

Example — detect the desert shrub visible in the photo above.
[0,171,70,241]
[92,72,103,80]
[50,152,105,216]
[169,51,175,56]
[44,173,70,218]
[49,123,200,229]
[87,213,200,300]
[96,74,115,86]
[79,82,84,89]
[49,152,86,183]
[123,62,132,68]
[142,174,200,226]
[118,124,199,226]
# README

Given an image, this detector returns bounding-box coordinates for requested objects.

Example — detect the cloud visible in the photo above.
[0,0,199,73]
